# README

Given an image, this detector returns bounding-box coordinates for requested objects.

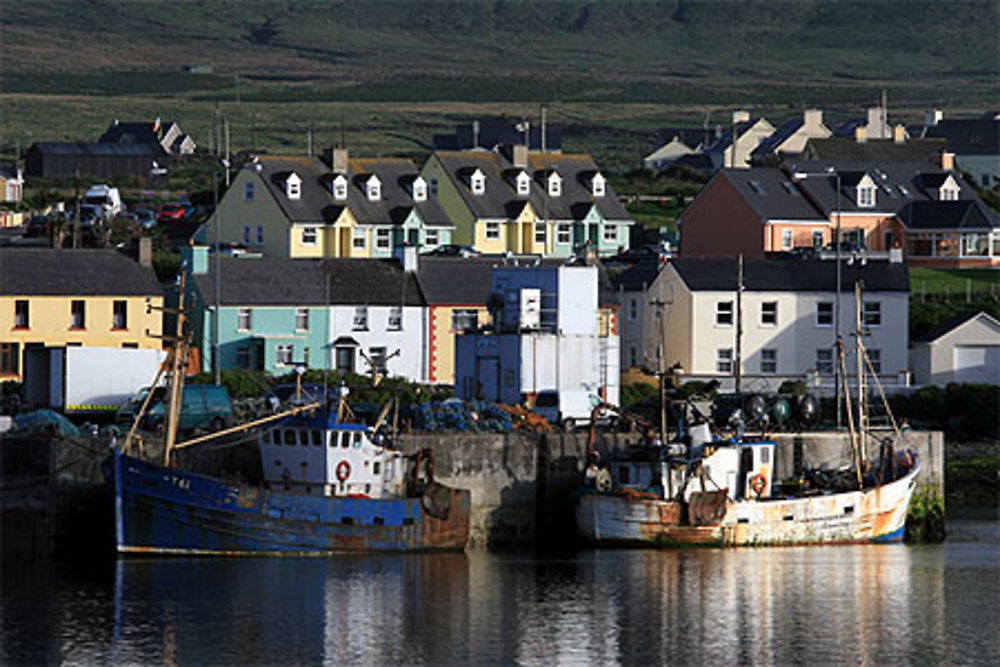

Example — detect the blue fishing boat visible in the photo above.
[105,271,469,555]
[106,412,470,555]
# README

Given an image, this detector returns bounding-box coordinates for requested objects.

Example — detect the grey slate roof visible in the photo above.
[720,168,827,222]
[751,118,804,158]
[801,138,947,163]
[251,155,451,228]
[99,121,175,145]
[611,259,662,291]
[30,142,167,157]
[433,120,562,152]
[432,150,632,224]
[898,200,1000,231]
[416,255,618,307]
[0,249,162,296]
[924,119,1000,156]
[913,310,1000,343]
[668,257,910,293]
[192,257,424,307]
[781,160,977,216]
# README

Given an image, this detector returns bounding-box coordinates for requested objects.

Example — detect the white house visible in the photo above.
[647,256,911,392]
[911,311,1000,386]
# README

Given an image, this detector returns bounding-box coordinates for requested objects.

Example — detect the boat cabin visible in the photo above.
[259,414,408,498]
[611,440,775,502]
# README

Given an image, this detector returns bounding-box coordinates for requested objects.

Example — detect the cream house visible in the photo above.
[647,257,911,391]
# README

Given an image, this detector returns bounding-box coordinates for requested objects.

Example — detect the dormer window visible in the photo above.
[857,185,875,207]
[412,176,427,202]
[366,175,381,202]
[939,176,960,201]
[516,171,531,196]
[547,172,562,197]
[332,174,348,201]
[592,172,606,197]
[471,169,485,195]
[285,172,301,200]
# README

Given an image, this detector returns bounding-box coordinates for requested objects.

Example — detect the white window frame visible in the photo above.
[557,223,571,245]
[716,348,734,374]
[516,172,530,196]
[387,306,403,331]
[485,222,500,240]
[716,301,734,326]
[452,309,478,332]
[534,222,546,245]
[471,170,485,195]
[868,349,882,374]
[286,174,301,200]
[295,308,309,331]
[425,229,440,248]
[366,175,381,202]
[816,348,833,374]
[275,344,293,367]
[548,173,562,197]
[812,230,824,247]
[353,306,369,331]
[857,185,875,208]
[368,346,388,374]
[333,175,348,201]
[760,301,778,327]
[760,348,777,374]
[412,177,427,202]
[940,186,959,201]
[781,229,793,250]
[816,301,833,327]
[602,224,617,244]
[592,173,606,197]
[237,307,252,332]
[863,301,882,327]
[352,227,366,250]
[302,227,317,246]
[376,228,392,250]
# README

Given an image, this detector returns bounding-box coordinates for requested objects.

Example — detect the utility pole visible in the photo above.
[212,171,222,385]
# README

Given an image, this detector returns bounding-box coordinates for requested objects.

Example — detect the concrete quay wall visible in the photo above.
[403,429,945,549]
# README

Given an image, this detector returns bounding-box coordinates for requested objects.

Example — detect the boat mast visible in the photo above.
[163,271,190,467]
[837,336,863,487]
[854,280,867,472]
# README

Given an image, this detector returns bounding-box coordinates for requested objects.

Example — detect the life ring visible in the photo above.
[750,473,767,498]
[336,460,351,482]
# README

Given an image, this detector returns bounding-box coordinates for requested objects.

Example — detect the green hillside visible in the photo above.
[2,0,997,167]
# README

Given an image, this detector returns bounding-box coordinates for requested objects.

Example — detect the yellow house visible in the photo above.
[214,151,452,260]
[0,249,163,383]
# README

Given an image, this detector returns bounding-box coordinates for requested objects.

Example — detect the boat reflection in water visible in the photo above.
[88,527,1000,665]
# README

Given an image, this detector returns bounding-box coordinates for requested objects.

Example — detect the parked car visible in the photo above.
[77,204,103,228]
[117,384,233,432]
[130,208,157,229]
[157,202,187,224]
[24,214,50,238]
[425,244,481,258]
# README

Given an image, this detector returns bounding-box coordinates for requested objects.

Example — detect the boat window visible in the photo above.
[844,505,854,515]
[299,429,310,446]
[373,461,381,475]
[341,517,354,525]
[262,430,271,444]
[328,433,336,448]
[353,433,362,448]
[340,433,350,448]
[373,517,384,526]
[311,430,322,446]
[283,429,296,445]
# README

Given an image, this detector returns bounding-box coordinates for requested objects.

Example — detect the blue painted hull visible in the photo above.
[105,449,470,555]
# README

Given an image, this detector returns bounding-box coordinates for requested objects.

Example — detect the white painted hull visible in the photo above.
[576,462,920,547]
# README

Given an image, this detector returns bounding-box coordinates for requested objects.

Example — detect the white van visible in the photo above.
[84,184,124,218]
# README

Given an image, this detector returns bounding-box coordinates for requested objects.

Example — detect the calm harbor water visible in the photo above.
[2,521,998,666]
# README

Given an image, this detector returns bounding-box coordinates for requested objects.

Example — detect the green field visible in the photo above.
[2,0,998,170]
[909,268,1000,298]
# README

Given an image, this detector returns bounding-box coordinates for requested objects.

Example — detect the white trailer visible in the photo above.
[49,347,166,414]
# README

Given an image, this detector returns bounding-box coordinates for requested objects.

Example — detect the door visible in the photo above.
[476,358,500,401]
[953,346,1000,383]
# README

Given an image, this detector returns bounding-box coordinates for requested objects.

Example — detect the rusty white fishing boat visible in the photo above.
[577,279,920,548]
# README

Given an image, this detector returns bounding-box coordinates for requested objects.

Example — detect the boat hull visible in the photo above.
[106,449,470,555]
[576,463,919,548]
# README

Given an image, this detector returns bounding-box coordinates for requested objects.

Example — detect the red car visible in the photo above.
[157,202,187,224]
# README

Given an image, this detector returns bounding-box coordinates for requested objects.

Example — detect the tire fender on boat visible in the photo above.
[336,460,351,482]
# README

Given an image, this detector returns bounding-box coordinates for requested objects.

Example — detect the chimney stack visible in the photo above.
[941,151,955,171]
[332,146,349,174]
[803,109,823,128]
[732,110,750,124]
[854,126,868,144]
[925,109,943,127]
[892,124,906,144]
[512,144,528,168]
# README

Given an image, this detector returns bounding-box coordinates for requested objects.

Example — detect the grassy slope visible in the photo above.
[2,1,998,167]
